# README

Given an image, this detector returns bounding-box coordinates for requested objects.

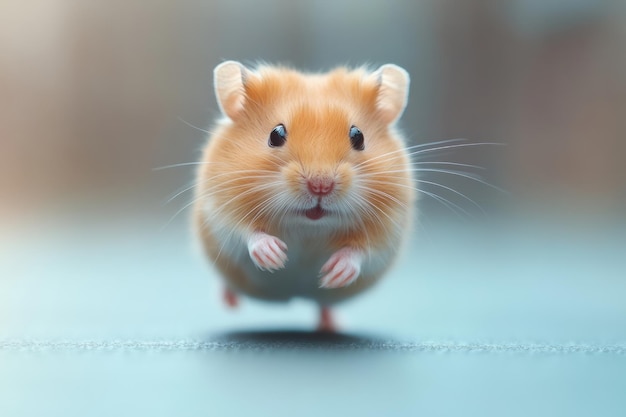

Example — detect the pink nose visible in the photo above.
[307,176,335,196]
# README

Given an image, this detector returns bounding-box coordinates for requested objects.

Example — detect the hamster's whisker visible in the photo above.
[347,195,388,249]
[358,189,411,239]
[209,191,283,257]
[153,160,235,171]
[165,180,279,231]
[220,189,288,254]
[208,185,281,263]
[198,172,282,192]
[411,137,469,148]
[353,148,417,170]
[410,161,486,170]
[167,173,265,205]
[360,165,503,196]
[181,175,278,205]
[359,185,410,211]
[408,142,505,157]
[363,177,484,214]
[417,188,472,218]
[193,182,271,209]
[153,162,212,171]
[357,177,414,193]
[155,159,261,172]
[250,192,284,225]
[208,183,283,221]
[371,190,409,210]
[354,150,406,170]
[271,192,296,232]
[338,198,373,259]
[403,137,473,148]
[341,191,371,222]
[219,182,285,225]
[415,179,484,214]
[268,192,291,232]
[161,192,208,231]
[261,191,289,223]
[177,116,211,134]
[358,153,484,176]
[164,178,205,205]
[201,169,279,180]
[369,195,400,230]
[353,138,467,169]
[165,179,273,230]
[354,139,474,171]
[387,168,507,194]
[353,184,404,224]
[162,169,279,205]
[359,192,403,233]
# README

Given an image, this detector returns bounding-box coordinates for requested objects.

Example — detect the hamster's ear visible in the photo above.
[371,64,410,124]
[214,60,251,120]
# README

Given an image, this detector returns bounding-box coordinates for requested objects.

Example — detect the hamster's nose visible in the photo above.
[307,176,335,196]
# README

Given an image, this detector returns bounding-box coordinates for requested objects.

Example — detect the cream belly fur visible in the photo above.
[199,203,394,306]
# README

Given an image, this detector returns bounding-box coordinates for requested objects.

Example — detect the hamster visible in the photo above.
[193,60,414,331]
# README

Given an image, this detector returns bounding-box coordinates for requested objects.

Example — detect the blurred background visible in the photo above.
[1,0,625,224]
[1,1,626,416]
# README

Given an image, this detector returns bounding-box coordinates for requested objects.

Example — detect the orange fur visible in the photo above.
[194,62,414,306]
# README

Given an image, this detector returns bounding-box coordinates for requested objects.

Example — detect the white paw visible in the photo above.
[319,248,362,288]
[247,232,288,272]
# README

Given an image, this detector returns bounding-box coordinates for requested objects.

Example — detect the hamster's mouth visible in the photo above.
[303,204,326,220]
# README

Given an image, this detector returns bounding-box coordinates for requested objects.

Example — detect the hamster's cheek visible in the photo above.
[334,162,355,199]
[281,162,306,197]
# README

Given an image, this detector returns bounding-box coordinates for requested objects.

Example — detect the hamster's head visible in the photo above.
[203,61,413,238]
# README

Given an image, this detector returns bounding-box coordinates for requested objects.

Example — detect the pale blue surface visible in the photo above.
[1,216,625,416]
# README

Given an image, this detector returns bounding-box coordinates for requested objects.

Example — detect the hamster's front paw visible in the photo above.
[319,248,362,288]
[247,232,288,272]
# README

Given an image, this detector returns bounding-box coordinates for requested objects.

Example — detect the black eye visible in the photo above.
[349,125,364,151]
[268,124,287,147]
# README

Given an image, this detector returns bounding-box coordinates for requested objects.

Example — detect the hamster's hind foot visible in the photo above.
[317,306,336,332]
[223,288,239,308]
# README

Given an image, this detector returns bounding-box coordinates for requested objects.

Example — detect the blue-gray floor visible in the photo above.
[1,215,625,416]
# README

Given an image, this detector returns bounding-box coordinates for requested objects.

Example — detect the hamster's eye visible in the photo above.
[349,126,364,151]
[268,124,287,147]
